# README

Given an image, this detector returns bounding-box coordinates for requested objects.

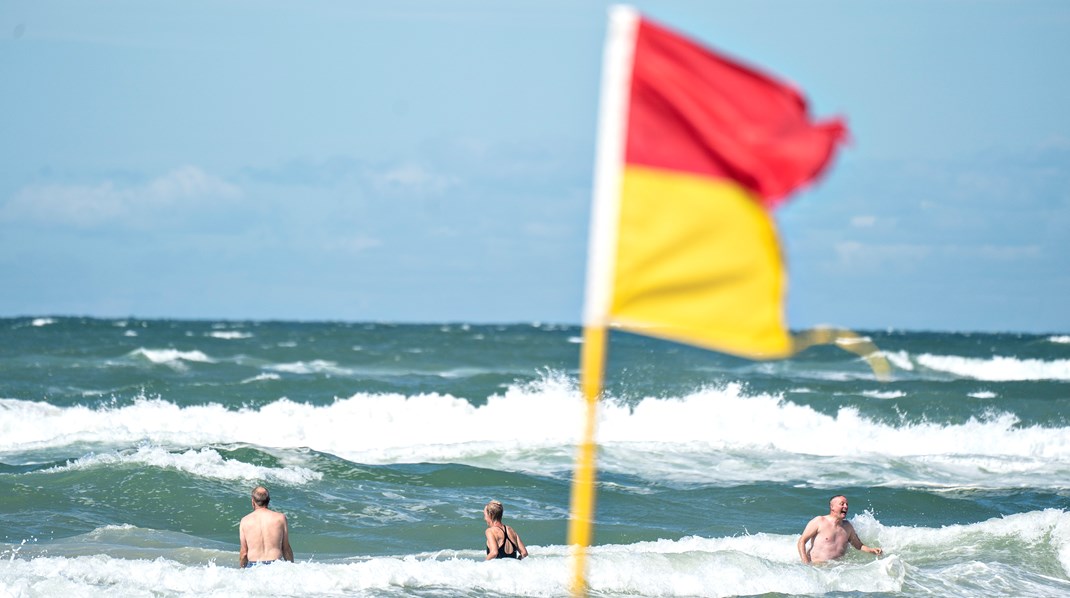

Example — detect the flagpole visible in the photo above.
[568,7,636,595]
[567,323,607,596]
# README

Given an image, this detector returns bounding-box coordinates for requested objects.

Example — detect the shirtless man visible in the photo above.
[239,486,294,568]
[797,495,882,564]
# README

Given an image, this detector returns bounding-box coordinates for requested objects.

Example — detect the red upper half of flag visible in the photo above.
[625,17,848,209]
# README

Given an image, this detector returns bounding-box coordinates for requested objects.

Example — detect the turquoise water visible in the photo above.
[2,317,1069,596]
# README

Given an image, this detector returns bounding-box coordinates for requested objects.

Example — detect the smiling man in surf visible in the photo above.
[797,495,883,563]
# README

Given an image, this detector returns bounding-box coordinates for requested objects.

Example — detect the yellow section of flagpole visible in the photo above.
[567,324,607,597]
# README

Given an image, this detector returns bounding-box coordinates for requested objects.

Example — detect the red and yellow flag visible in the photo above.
[584,7,847,359]
[570,8,851,594]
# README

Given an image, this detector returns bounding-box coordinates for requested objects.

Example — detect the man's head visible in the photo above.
[828,495,848,519]
[252,486,270,508]
[484,500,504,522]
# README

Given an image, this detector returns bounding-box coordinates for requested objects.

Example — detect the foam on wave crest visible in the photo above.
[2,377,1070,488]
[916,353,1070,381]
[48,445,321,484]
[0,535,904,597]
[206,331,252,340]
[129,348,217,366]
[4,510,1068,597]
[880,350,1070,381]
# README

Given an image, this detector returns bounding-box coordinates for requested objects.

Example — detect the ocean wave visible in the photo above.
[3,378,1070,489]
[129,348,217,366]
[861,390,906,399]
[265,360,349,376]
[261,359,523,380]
[4,510,1068,597]
[915,354,1070,381]
[241,373,282,384]
[1049,335,1070,344]
[47,446,322,485]
[206,331,253,340]
[883,351,915,371]
[0,536,901,598]
[884,349,1070,381]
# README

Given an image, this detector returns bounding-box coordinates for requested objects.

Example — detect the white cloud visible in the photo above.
[834,241,1042,267]
[835,241,933,267]
[948,244,1042,261]
[850,215,877,228]
[370,163,458,195]
[2,166,242,228]
[324,235,383,254]
[1037,134,1070,151]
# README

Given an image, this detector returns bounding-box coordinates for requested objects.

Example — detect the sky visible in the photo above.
[1,1,1068,333]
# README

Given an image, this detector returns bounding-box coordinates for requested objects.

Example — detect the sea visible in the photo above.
[1,316,1069,597]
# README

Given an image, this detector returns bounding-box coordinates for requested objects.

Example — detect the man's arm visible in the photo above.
[239,520,249,568]
[846,522,882,556]
[281,515,294,562]
[797,517,819,564]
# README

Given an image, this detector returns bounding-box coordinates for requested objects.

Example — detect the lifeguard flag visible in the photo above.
[584,7,847,359]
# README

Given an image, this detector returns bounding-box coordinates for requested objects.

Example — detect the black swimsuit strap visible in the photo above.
[498,524,517,557]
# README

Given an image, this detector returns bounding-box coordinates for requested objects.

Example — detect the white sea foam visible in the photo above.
[916,353,1070,381]
[5,510,1069,597]
[49,446,321,484]
[863,509,1070,580]
[131,348,217,366]
[861,390,906,399]
[2,377,1070,490]
[0,552,902,598]
[30,318,55,327]
[241,373,281,384]
[206,331,252,340]
[266,360,348,375]
[1048,335,1070,344]
[968,391,997,399]
[879,350,1070,381]
[884,351,915,371]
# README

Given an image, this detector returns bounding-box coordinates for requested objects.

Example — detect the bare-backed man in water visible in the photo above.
[797,495,882,564]
[239,486,294,568]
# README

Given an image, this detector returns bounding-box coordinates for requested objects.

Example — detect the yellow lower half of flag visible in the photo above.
[609,166,792,359]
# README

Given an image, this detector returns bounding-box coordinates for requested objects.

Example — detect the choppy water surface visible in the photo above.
[2,317,1069,596]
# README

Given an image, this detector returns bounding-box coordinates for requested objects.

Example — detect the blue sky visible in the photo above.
[2,1,1067,333]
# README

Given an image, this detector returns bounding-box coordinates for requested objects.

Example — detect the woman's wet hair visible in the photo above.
[484,500,504,521]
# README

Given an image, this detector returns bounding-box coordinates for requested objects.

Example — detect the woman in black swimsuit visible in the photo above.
[483,500,528,560]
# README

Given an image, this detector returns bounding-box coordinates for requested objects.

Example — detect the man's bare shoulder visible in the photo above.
[242,509,276,524]
[800,515,824,536]
[244,508,288,523]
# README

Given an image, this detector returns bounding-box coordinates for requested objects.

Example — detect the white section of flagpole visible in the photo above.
[569,5,638,597]
[581,4,637,329]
